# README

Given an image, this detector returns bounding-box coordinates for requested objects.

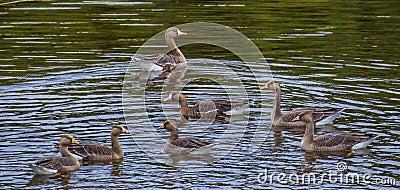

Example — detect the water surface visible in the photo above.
[0,0,399,189]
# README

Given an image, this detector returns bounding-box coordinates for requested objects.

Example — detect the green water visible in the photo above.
[0,0,398,189]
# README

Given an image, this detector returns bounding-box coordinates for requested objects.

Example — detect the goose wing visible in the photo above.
[135,53,180,71]
[319,133,371,148]
[68,143,113,158]
[196,100,218,114]
[212,99,245,112]
[34,156,77,170]
[171,137,212,149]
[191,99,245,117]
[148,54,180,68]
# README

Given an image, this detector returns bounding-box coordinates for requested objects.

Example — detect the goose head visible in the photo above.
[292,111,314,123]
[158,120,178,132]
[111,125,129,135]
[165,27,187,39]
[60,134,79,146]
[260,80,280,90]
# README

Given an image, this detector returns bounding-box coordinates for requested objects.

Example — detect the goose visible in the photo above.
[29,134,80,175]
[293,111,377,151]
[260,80,344,127]
[67,125,129,161]
[133,27,187,71]
[163,91,248,120]
[158,120,217,155]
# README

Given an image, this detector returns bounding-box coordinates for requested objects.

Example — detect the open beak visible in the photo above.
[292,116,300,122]
[71,138,79,145]
[158,123,165,129]
[260,85,267,90]
[163,94,172,102]
[177,29,187,37]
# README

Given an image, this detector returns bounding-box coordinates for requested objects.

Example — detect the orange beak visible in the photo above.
[292,116,300,122]
[71,138,79,145]
[158,123,165,129]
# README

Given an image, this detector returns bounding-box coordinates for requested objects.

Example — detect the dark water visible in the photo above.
[0,0,399,189]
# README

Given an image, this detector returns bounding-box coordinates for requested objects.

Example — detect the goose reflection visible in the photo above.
[168,154,215,167]
[303,149,373,164]
[110,159,123,176]
[82,158,124,176]
[28,173,71,186]
[28,174,51,186]
[145,63,187,88]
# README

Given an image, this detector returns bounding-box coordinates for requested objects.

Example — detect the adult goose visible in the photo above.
[133,27,187,71]
[163,91,248,120]
[260,80,344,127]
[158,120,216,155]
[293,111,377,151]
[30,134,80,175]
[67,125,129,161]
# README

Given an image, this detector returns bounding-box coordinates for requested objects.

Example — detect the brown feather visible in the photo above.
[170,137,212,149]
[166,92,246,120]
[68,144,114,160]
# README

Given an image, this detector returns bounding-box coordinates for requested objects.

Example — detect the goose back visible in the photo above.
[68,143,115,161]
[164,91,247,119]
[170,137,212,148]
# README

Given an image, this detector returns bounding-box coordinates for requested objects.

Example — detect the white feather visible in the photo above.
[131,55,163,71]
[189,143,217,155]
[315,109,345,125]
[352,136,378,150]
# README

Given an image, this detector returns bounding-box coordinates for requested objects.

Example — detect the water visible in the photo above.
[0,0,399,189]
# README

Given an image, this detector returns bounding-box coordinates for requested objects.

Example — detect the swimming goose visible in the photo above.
[133,27,187,71]
[158,120,216,155]
[163,91,248,120]
[67,125,129,161]
[30,134,80,175]
[293,111,377,151]
[260,80,344,127]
